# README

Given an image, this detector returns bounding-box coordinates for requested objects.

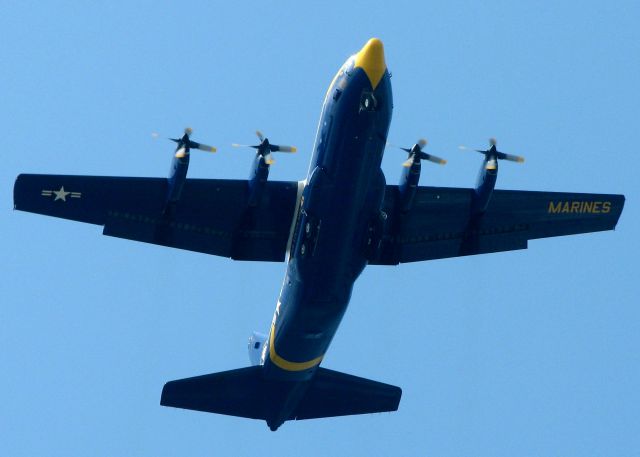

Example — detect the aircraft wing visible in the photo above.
[13,174,299,262]
[372,186,625,265]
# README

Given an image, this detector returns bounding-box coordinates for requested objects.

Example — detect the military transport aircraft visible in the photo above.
[13,38,625,431]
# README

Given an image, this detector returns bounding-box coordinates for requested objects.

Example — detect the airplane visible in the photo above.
[13,38,625,431]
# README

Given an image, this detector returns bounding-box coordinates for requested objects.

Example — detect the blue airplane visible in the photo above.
[13,38,625,431]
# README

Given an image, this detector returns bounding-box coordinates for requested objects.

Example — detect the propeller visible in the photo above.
[393,138,447,167]
[232,130,297,165]
[153,127,217,158]
[459,138,524,170]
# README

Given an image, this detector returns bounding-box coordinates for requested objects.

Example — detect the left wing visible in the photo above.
[14,174,299,262]
[372,186,625,265]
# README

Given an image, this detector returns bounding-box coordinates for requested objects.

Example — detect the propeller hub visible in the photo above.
[232,131,297,166]
[396,138,446,167]
[158,127,217,155]
[459,138,524,164]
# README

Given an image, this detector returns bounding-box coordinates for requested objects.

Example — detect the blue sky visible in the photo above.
[2,1,638,456]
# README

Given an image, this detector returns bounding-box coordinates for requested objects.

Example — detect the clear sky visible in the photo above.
[2,1,638,456]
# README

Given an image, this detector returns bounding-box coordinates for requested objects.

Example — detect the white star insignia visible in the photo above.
[53,186,71,202]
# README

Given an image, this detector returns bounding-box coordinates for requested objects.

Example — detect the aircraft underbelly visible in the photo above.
[265,107,390,382]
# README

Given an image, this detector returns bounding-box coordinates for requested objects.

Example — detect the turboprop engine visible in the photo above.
[157,127,216,207]
[394,138,446,213]
[232,131,297,207]
[460,138,524,217]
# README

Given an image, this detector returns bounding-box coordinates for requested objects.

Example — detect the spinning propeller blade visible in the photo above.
[232,131,297,165]
[396,138,446,167]
[460,138,525,165]
[153,127,217,156]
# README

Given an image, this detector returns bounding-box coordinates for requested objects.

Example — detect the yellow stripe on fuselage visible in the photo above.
[268,324,323,371]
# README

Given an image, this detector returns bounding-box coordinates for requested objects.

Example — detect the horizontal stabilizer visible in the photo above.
[161,366,266,419]
[294,367,402,420]
[160,366,401,426]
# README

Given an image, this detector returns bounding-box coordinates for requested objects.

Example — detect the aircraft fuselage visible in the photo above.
[259,40,392,428]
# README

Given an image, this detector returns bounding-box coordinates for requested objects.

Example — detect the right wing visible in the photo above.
[14,174,300,262]
[372,186,625,265]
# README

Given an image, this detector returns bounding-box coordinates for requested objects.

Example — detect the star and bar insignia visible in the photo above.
[41,186,82,202]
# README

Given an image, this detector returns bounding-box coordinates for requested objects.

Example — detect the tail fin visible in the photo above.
[161,366,401,429]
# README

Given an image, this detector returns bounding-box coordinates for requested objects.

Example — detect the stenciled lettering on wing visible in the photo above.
[548,201,611,214]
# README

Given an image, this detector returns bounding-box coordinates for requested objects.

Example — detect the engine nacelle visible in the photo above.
[398,159,421,213]
[248,331,268,366]
[166,153,190,205]
[467,139,524,217]
[471,156,498,216]
[395,140,446,213]
[247,154,270,207]
[164,128,216,208]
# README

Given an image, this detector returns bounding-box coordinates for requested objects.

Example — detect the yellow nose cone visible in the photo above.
[354,38,386,89]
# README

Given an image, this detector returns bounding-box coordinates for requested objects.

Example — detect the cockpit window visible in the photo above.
[343,56,355,76]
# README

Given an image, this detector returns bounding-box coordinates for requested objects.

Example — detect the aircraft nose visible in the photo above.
[355,38,387,89]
